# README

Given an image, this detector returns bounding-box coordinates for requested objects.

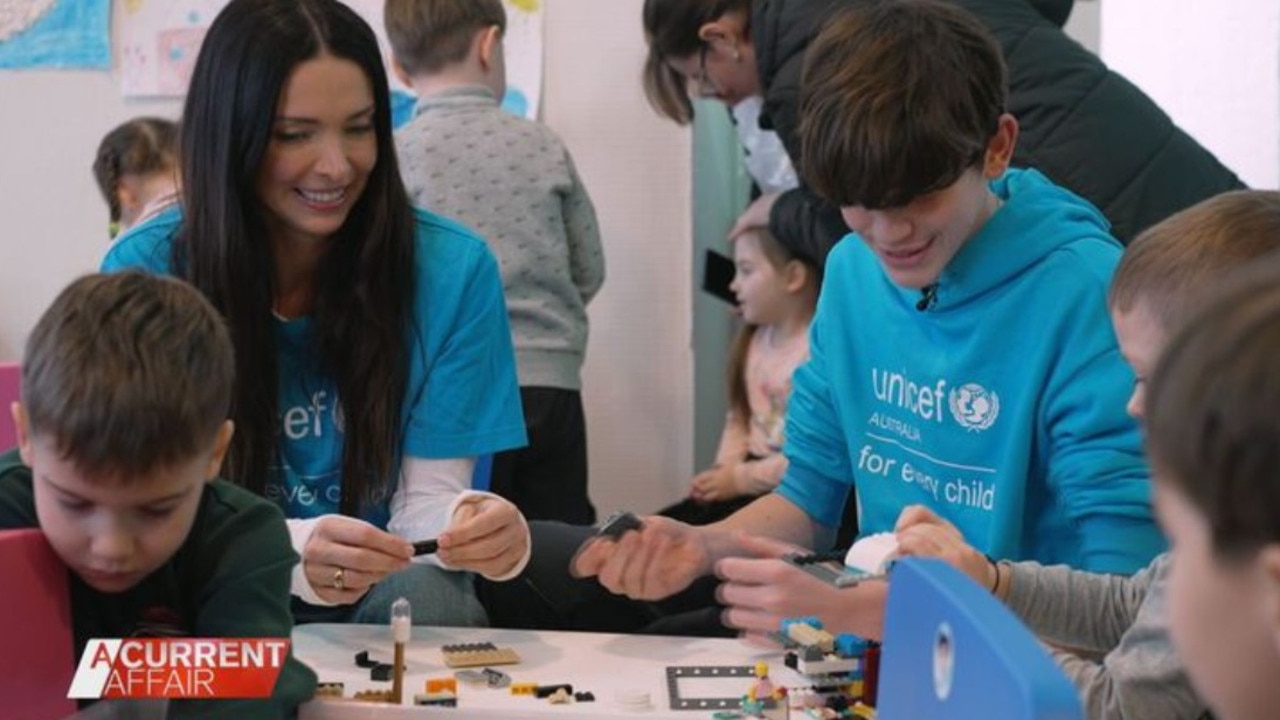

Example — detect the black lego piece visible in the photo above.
[413,538,439,556]
[535,683,573,698]
[596,510,643,540]
[371,663,394,682]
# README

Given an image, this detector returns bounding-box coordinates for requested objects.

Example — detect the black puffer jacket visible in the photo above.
[757,0,1245,266]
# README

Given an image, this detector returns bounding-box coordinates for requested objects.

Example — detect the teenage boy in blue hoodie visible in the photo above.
[572,0,1163,640]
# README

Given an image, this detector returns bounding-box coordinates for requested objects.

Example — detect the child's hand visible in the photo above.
[571,515,712,600]
[716,532,887,641]
[691,464,739,503]
[439,495,529,579]
[304,516,413,605]
[894,505,994,590]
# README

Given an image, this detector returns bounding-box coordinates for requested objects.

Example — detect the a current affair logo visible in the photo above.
[68,638,288,699]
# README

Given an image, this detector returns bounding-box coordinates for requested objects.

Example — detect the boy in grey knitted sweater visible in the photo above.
[386,0,605,524]
[896,190,1280,720]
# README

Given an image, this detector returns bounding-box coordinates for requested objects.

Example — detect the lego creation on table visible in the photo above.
[292,552,1080,720]
[293,623,822,719]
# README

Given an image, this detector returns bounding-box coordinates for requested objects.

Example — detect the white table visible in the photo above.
[294,623,814,719]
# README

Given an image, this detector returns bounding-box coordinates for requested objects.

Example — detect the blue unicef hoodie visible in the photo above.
[777,168,1164,574]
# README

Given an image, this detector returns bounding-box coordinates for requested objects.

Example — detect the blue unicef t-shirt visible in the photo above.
[102,207,528,527]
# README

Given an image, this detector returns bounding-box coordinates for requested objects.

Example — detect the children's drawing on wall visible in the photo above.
[117,0,209,96]
[0,0,109,69]
[118,0,543,127]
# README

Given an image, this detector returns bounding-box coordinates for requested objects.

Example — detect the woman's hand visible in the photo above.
[438,495,529,579]
[302,515,413,605]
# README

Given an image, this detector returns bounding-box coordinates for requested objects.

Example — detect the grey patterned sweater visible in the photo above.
[396,85,605,390]
[1005,553,1210,720]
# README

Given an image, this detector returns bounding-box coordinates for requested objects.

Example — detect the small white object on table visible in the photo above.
[294,623,808,719]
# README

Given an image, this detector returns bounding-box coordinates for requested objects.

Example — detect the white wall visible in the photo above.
[1101,0,1280,189]
[1062,0,1099,55]
[545,0,694,515]
[0,0,694,516]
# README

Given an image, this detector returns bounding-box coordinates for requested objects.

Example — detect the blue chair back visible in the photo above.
[877,558,1083,720]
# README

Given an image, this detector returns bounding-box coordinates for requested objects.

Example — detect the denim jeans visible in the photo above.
[293,563,488,627]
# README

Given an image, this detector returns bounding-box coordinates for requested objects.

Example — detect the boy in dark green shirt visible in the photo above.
[0,271,315,718]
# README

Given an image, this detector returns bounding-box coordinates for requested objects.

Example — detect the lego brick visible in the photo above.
[547,688,572,704]
[784,552,885,588]
[442,642,520,668]
[787,622,835,654]
[797,655,861,676]
[455,669,487,685]
[665,665,754,710]
[414,692,458,707]
[482,668,512,688]
[596,510,643,540]
[353,689,396,703]
[535,683,573,698]
[315,682,345,698]
[425,677,458,694]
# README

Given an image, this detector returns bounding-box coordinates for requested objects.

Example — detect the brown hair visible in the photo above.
[92,117,178,226]
[799,0,1005,209]
[641,0,751,124]
[1146,256,1280,559]
[726,227,817,424]
[385,0,506,76]
[22,272,233,481]
[1109,190,1280,333]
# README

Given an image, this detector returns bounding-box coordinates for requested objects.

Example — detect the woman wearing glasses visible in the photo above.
[641,0,1243,267]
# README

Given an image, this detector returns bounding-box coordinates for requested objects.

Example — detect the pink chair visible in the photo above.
[0,361,19,451]
[0,528,75,719]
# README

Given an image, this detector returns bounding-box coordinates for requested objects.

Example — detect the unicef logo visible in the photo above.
[948,383,1000,431]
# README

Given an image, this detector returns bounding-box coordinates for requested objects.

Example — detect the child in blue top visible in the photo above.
[574,0,1162,640]
[103,0,528,626]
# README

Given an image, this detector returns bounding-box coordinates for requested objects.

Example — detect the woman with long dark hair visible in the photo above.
[103,0,529,625]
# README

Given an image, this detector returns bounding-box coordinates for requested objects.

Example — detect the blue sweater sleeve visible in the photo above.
[1041,259,1165,574]
[776,290,854,528]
